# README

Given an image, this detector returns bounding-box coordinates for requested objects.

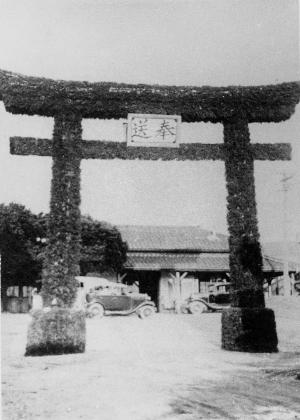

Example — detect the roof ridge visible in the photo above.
[117,224,223,234]
[117,224,207,227]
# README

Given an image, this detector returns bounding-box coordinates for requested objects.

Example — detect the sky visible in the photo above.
[0,0,299,242]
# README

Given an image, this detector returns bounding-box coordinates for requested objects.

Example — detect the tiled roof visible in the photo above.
[117,225,300,272]
[118,225,229,252]
[125,252,297,272]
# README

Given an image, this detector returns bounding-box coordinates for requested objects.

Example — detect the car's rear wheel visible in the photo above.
[188,301,206,314]
[88,303,104,318]
[138,305,155,319]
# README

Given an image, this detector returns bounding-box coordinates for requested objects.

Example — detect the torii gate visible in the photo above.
[1,69,299,352]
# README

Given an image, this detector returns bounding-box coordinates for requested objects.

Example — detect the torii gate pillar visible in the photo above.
[1,70,299,353]
[42,113,82,308]
[222,118,277,352]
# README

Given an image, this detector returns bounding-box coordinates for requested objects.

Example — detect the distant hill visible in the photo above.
[262,242,300,265]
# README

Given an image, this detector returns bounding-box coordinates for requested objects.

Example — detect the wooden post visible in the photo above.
[157,274,162,313]
[174,272,181,314]
[170,272,188,314]
[117,273,127,283]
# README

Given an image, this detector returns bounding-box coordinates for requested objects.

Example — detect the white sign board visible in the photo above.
[127,114,181,147]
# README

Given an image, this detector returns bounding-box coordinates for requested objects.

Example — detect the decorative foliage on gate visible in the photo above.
[1,69,299,122]
[223,118,265,307]
[41,114,82,307]
[9,137,292,162]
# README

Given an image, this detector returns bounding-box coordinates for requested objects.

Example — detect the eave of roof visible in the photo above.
[125,251,298,273]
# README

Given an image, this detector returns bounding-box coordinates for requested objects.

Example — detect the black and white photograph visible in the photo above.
[0,0,300,419]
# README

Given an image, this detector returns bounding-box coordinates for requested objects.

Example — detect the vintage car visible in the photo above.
[85,281,156,319]
[207,282,231,304]
[294,280,300,294]
[184,282,231,314]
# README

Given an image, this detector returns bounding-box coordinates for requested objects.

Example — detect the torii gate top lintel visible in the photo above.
[0,69,299,123]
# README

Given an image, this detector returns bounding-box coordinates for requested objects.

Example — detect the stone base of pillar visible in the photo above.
[221,307,278,353]
[25,307,86,356]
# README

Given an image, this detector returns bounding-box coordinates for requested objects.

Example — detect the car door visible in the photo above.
[101,294,132,311]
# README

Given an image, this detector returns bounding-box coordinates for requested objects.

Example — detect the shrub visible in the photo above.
[25,308,86,356]
[221,307,278,353]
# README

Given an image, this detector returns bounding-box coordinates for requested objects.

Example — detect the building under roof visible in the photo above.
[117,225,299,311]
[118,225,298,273]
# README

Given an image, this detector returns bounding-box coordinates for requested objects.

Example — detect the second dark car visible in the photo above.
[183,282,231,314]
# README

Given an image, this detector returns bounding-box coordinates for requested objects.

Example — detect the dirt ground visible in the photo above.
[2,297,300,420]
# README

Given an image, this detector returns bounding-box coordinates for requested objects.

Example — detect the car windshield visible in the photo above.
[208,283,230,292]
[92,282,129,295]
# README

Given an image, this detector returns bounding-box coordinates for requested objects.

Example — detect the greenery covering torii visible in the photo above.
[0,69,299,353]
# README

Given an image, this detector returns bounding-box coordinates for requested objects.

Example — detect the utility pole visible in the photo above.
[280,173,294,296]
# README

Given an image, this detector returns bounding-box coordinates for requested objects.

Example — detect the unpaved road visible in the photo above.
[2,297,300,420]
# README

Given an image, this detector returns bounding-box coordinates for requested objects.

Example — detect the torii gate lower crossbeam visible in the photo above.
[11,136,290,162]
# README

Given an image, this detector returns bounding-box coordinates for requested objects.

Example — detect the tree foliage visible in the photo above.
[0,203,127,300]
[0,203,46,297]
[80,215,127,276]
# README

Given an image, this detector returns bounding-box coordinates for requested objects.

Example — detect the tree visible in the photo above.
[80,215,128,277]
[38,215,128,279]
[0,203,128,309]
[0,203,46,308]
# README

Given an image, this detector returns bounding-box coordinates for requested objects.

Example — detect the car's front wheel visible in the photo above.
[188,301,206,314]
[208,295,215,303]
[138,305,155,319]
[87,303,105,318]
